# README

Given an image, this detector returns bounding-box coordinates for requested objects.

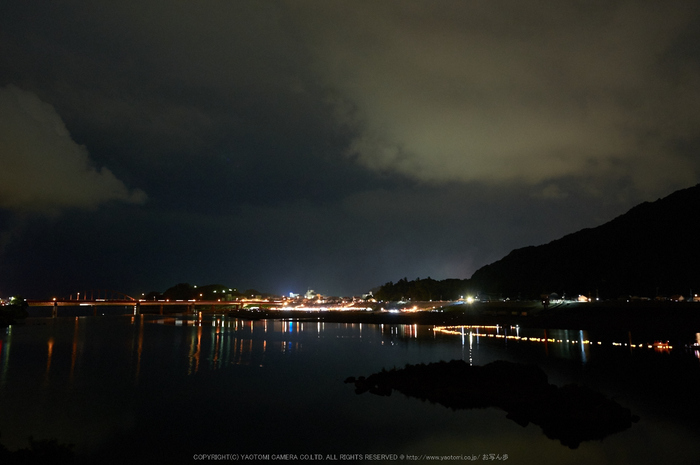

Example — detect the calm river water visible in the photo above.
[1,314,699,464]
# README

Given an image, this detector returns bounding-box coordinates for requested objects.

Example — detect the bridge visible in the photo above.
[27,290,285,317]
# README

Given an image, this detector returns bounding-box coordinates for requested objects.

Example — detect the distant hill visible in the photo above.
[468,184,700,300]
[373,277,469,301]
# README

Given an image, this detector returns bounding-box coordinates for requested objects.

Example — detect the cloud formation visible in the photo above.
[294,1,700,194]
[1,1,699,297]
[0,85,146,214]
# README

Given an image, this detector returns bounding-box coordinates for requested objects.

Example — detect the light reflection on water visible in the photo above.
[433,325,674,355]
[2,316,696,389]
[0,327,10,388]
[0,315,698,465]
[138,318,661,374]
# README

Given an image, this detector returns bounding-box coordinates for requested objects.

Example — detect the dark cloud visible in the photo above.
[0,85,146,214]
[1,1,699,298]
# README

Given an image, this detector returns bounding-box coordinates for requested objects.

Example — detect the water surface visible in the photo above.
[0,315,698,464]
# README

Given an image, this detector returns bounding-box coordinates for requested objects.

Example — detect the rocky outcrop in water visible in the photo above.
[345,360,638,449]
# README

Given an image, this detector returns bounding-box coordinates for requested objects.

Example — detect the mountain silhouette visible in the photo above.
[468,184,700,300]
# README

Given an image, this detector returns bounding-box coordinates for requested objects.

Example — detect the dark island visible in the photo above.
[346,359,639,449]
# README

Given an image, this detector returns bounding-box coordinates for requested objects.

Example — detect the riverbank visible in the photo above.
[227,300,700,335]
[17,299,700,341]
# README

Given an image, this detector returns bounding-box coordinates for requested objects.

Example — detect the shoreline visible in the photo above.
[16,300,700,339]
[227,300,700,336]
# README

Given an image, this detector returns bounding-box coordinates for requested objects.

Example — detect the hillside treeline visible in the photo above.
[143,283,265,301]
[374,277,469,301]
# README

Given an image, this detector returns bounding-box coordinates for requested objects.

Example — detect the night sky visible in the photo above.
[2,1,700,299]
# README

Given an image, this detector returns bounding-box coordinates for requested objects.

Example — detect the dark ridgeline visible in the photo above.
[0,435,76,464]
[375,183,700,301]
[469,183,700,300]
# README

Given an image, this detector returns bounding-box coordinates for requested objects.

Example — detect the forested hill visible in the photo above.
[468,183,700,299]
[374,184,700,301]
[373,277,469,301]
